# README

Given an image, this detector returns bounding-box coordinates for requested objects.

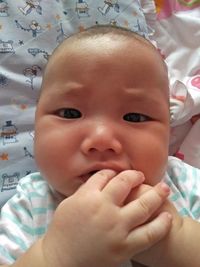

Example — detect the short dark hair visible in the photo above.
[68,24,148,41]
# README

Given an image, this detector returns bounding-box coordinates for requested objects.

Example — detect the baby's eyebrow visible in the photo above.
[125,83,169,101]
[124,88,161,103]
[52,82,86,97]
[41,82,87,102]
[62,82,85,93]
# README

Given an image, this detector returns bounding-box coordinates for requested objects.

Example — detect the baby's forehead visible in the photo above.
[49,33,161,69]
[43,28,168,90]
[47,33,167,80]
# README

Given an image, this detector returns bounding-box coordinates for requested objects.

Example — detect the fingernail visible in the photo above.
[137,171,145,182]
[159,182,170,193]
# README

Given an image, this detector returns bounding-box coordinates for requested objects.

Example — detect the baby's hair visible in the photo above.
[53,24,158,56]
[68,24,148,41]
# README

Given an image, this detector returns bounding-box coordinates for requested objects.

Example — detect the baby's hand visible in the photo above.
[41,170,172,267]
[130,183,183,267]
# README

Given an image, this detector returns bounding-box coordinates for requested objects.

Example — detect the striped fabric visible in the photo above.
[1,156,200,265]
[0,173,60,264]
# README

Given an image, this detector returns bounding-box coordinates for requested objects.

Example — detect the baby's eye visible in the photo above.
[123,113,151,123]
[57,108,82,119]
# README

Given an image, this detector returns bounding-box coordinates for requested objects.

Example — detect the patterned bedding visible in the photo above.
[153,0,200,167]
[0,0,200,208]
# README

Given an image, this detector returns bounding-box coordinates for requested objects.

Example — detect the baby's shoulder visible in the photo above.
[17,172,50,197]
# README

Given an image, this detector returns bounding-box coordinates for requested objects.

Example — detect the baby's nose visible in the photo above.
[80,122,122,155]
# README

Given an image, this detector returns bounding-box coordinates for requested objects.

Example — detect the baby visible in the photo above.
[1,25,200,267]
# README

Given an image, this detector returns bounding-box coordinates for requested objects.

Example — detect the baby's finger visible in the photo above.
[103,170,145,206]
[122,182,170,229]
[79,169,117,192]
[125,183,152,204]
[127,212,172,255]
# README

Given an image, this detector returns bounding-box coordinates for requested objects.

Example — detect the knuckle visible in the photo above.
[146,225,157,244]
[138,197,151,219]
[114,173,132,189]
[118,170,137,184]
[119,173,131,184]
[77,191,102,213]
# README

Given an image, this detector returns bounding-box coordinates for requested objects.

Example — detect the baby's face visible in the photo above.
[34,35,170,197]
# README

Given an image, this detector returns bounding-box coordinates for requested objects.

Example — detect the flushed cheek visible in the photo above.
[128,132,169,185]
[131,150,167,186]
[34,138,65,175]
[142,153,168,185]
[147,148,168,185]
[34,127,73,172]
[34,136,79,196]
